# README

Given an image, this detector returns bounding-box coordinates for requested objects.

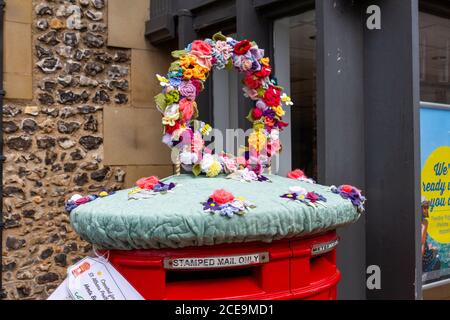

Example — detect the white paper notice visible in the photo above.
[66,257,144,300]
[47,278,73,300]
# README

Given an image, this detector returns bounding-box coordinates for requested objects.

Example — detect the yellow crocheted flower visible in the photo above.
[273,105,285,117]
[260,57,270,67]
[248,130,267,152]
[180,55,197,68]
[193,65,208,80]
[183,68,194,79]
[206,160,222,177]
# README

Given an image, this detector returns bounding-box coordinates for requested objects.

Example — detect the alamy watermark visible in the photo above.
[366,5,381,30]
[367,265,381,290]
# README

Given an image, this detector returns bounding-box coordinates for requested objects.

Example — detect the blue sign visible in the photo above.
[420,102,450,284]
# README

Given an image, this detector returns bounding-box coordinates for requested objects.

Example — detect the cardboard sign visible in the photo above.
[48,257,144,300]
[164,252,269,270]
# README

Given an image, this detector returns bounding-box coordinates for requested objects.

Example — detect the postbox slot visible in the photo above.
[164,266,265,299]
[166,267,255,283]
[309,252,336,284]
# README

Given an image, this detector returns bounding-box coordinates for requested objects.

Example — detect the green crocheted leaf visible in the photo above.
[172,50,188,58]
[213,32,227,41]
[154,93,167,112]
[192,164,202,177]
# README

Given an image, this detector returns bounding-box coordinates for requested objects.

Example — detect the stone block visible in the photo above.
[4,73,32,100]
[131,48,171,107]
[108,0,152,50]
[104,106,172,165]
[5,0,32,24]
[4,21,32,74]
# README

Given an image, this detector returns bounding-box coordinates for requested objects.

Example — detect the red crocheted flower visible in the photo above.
[234,40,251,55]
[255,66,272,78]
[136,176,160,190]
[211,189,235,205]
[244,74,261,90]
[263,86,281,106]
[287,169,306,180]
[165,121,180,134]
[341,185,354,193]
[252,108,263,120]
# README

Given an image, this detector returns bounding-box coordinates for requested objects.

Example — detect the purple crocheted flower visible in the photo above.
[179,81,197,100]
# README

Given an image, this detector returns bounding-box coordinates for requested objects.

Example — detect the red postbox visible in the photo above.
[105,231,340,300]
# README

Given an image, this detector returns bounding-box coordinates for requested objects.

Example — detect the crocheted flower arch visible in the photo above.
[154,32,293,177]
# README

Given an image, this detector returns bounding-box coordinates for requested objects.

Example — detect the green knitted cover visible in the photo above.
[70,174,360,250]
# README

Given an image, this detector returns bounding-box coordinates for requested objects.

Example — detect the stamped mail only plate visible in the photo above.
[164,252,269,270]
[311,239,339,256]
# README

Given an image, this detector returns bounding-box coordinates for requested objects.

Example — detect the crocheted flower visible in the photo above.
[276,120,289,130]
[256,99,268,111]
[220,156,238,173]
[252,108,263,120]
[200,153,215,172]
[191,79,203,93]
[331,185,366,212]
[180,54,197,69]
[289,186,307,195]
[180,151,198,165]
[179,81,197,100]
[191,131,205,154]
[234,40,251,55]
[164,121,180,135]
[241,58,254,71]
[260,57,270,66]
[236,156,247,167]
[190,40,213,68]
[306,192,320,203]
[214,40,233,61]
[203,198,221,211]
[153,181,176,193]
[243,87,259,100]
[191,40,212,56]
[267,139,281,156]
[340,185,354,193]
[281,193,299,201]
[244,74,261,90]
[179,98,195,122]
[255,66,271,78]
[288,169,306,179]
[206,160,222,177]
[136,176,160,190]
[192,65,208,80]
[162,104,180,126]
[248,130,267,152]
[165,90,180,105]
[273,105,285,118]
[263,86,281,106]
[211,189,235,205]
[183,68,194,79]
[250,47,264,60]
